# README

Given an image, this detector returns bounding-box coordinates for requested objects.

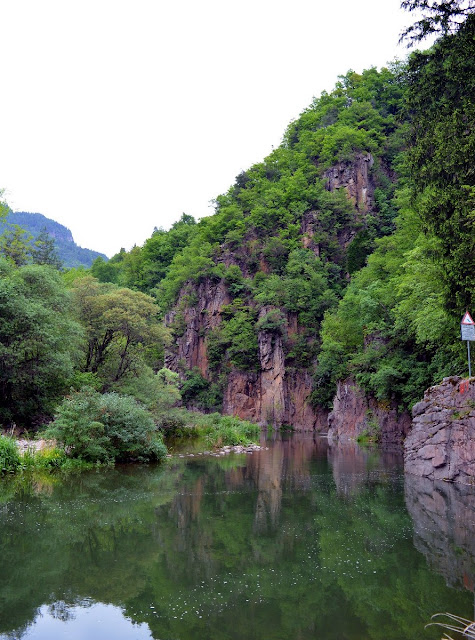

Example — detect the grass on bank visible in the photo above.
[164,409,260,448]
[0,435,94,475]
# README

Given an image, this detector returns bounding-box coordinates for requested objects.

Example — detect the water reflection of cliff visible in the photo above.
[164,435,329,558]
[405,475,475,593]
[327,443,403,496]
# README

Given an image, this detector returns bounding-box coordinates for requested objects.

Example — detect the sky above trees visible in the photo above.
[0,0,431,257]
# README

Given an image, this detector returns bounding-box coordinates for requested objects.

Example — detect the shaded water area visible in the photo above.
[1,434,474,640]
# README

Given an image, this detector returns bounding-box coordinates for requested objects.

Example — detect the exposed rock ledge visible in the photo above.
[404,377,475,484]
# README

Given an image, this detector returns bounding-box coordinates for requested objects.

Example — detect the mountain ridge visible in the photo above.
[0,211,108,268]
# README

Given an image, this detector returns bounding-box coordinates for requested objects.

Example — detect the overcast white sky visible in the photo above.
[0,0,421,257]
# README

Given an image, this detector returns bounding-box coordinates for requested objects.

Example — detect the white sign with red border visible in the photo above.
[461,311,475,341]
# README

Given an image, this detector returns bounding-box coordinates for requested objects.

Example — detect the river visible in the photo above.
[0,433,474,639]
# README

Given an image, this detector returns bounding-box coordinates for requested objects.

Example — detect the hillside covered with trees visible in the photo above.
[88,5,474,425]
[0,211,108,268]
[0,0,474,456]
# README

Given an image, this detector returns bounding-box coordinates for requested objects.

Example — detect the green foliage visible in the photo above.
[71,276,169,388]
[0,211,107,268]
[21,445,68,471]
[0,436,21,473]
[31,228,63,269]
[0,225,32,266]
[315,204,466,408]
[186,412,260,448]
[0,261,84,426]
[45,388,167,463]
[140,214,197,291]
[400,0,474,43]
[356,411,381,444]
[110,64,405,318]
[346,229,375,274]
[255,309,287,334]
[155,239,214,310]
[312,13,475,411]
[180,367,223,411]
[115,367,182,421]
[220,302,258,370]
[405,14,475,311]
[223,264,247,297]
[254,249,339,330]
[90,256,119,283]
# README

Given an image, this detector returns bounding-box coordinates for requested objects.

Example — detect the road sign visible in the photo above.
[461,311,474,377]
[461,311,475,341]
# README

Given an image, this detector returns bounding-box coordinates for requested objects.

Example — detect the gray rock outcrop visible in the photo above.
[404,377,475,484]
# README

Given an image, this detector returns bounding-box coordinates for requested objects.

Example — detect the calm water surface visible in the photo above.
[0,433,474,640]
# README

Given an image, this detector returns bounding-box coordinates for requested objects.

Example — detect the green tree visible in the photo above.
[0,261,84,426]
[71,276,170,388]
[0,225,32,266]
[46,387,167,463]
[400,0,475,43]
[31,228,63,269]
[405,13,475,311]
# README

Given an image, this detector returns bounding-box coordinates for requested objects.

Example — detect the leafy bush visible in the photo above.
[255,309,287,334]
[180,367,224,411]
[45,388,167,463]
[0,436,21,473]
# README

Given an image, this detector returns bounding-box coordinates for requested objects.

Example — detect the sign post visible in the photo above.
[461,311,475,377]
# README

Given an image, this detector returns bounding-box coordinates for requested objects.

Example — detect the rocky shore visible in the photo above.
[404,377,475,484]
[167,443,267,459]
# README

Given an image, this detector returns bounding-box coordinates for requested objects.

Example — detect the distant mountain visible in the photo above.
[0,211,108,268]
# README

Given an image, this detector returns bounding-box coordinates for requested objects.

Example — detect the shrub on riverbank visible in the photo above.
[44,388,167,463]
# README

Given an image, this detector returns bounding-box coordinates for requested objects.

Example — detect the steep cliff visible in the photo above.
[327,377,411,444]
[155,67,406,429]
[163,140,398,429]
[165,279,328,429]
[404,377,475,483]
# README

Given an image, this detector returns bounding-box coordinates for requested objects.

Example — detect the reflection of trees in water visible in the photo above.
[405,474,475,594]
[0,438,474,640]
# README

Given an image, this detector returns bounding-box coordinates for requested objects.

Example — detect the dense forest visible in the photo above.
[0,0,474,461]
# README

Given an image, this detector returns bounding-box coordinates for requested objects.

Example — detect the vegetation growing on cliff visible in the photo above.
[315,10,475,408]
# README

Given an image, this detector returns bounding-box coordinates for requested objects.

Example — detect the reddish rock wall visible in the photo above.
[404,377,475,484]
[164,279,231,377]
[327,377,411,445]
[165,279,326,430]
[164,154,391,432]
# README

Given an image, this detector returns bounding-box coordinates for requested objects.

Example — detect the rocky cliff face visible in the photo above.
[404,376,475,483]
[165,279,231,376]
[327,377,411,445]
[324,153,375,215]
[164,154,390,430]
[165,278,328,429]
